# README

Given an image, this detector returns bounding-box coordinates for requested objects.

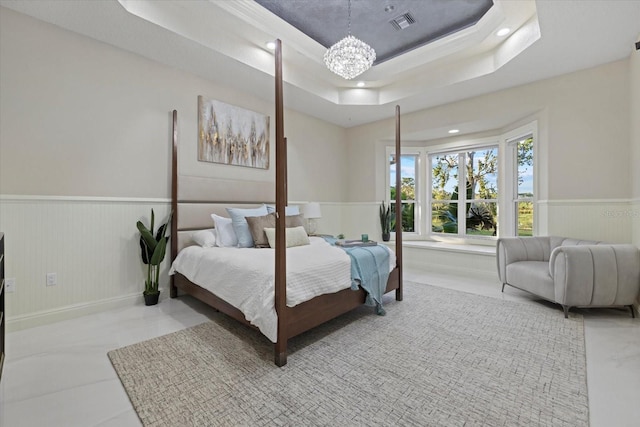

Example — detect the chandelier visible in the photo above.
[324,0,376,80]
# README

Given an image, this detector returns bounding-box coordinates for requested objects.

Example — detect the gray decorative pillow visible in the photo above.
[285,214,305,228]
[246,213,308,248]
[246,213,276,248]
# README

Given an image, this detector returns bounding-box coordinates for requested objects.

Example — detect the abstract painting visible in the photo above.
[198,96,270,169]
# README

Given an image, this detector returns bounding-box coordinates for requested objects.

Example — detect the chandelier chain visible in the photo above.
[348,0,351,35]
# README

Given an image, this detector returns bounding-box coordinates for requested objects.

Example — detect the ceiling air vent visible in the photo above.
[390,12,416,31]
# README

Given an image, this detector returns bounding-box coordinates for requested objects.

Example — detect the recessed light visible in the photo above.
[384,5,395,13]
[265,41,276,50]
[448,129,460,134]
[496,28,510,37]
[356,81,365,87]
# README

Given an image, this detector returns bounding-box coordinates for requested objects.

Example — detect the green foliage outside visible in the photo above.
[430,137,534,237]
[517,200,533,236]
[431,149,498,235]
[389,137,533,236]
[516,137,534,235]
[390,181,415,232]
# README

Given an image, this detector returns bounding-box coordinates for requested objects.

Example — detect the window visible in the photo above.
[384,121,536,241]
[512,136,534,236]
[430,146,498,237]
[389,153,418,233]
[430,152,459,234]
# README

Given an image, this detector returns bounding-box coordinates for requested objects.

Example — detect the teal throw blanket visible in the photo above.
[323,237,390,315]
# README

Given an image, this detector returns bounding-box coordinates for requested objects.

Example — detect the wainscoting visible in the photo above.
[0,197,349,331]
[632,199,640,247]
[0,197,635,331]
[632,199,640,308]
[397,241,497,277]
[0,196,171,331]
[539,199,635,243]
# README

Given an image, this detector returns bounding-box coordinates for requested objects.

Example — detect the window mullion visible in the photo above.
[458,151,466,235]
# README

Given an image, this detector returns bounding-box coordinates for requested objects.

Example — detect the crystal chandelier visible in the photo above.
[324,0,376,80]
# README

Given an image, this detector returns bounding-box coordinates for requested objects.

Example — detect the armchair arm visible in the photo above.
[497,237,552,283]
[551,244,640,306]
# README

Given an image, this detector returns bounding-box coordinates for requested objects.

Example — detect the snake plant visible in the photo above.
[379,201,392,235]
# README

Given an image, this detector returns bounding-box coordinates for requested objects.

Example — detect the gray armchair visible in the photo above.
[497,236,640,318]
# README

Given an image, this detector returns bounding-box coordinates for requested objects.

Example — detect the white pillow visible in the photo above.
[191,229,216,248]
[263,226,310,249]
[211,214,238,247]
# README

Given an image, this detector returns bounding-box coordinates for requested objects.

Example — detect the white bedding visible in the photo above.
[169,237,395,342]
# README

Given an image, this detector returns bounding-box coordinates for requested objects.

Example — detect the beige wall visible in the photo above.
[0,7,347,202]
[346,59,634,243]
[0,8,346,327]
[347,60,630,203]
[630,39,640,247]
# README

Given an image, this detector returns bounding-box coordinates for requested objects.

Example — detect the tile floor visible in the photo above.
[0,268,638,427]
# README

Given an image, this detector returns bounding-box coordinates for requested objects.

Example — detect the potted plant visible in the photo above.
[137,209,172,306]
[379,201,392,242]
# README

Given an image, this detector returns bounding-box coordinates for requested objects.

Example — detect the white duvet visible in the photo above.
[170,237,395,342]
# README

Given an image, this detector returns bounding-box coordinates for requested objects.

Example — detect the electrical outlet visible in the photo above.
[46,272,57,286]
[5,277,16,292]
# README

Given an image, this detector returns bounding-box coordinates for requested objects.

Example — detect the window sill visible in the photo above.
[383,240,496,256]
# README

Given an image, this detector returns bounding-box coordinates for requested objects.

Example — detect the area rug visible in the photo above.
[108,283,589,426]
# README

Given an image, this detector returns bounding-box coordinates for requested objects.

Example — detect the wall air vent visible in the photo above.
[390,12,416,31]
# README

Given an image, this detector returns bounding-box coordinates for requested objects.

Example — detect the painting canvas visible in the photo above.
[198,96,270,169]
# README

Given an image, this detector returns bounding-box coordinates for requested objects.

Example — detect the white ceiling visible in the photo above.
[2,0,640,131]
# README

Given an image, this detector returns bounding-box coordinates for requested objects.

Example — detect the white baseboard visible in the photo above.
[6,292,144,332]
[405,262,498,281]
[0,198,171,324]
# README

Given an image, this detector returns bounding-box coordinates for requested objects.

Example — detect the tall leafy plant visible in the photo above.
[137,209,172,296]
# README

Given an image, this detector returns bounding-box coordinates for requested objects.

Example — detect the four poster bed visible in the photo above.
[169,40,403,366]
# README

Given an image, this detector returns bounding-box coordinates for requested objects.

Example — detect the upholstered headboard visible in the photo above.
[174,175,275,252]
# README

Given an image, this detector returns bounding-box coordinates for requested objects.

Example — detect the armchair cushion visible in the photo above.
[506,261,554,301]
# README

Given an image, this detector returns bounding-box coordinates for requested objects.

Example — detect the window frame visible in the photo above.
[384,121,537,242]
[502,122,538,238]
[428,143,500,240]
[386,147,421,237]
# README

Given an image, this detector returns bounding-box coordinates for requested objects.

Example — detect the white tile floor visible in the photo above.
[1,269,638,427]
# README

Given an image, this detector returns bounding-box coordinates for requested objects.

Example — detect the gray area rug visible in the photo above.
[108,283,588,426]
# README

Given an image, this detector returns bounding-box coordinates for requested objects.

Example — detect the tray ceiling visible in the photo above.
[1,0,639,134]
[254,0,494,64]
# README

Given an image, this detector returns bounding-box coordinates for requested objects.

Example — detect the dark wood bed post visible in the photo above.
[170,109,179,298]
[284,137,288,206]
[274,39,288,367]
[395,105,403,301]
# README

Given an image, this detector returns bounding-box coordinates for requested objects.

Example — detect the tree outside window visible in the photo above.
[431,147,498,236]
[515,136,534,236]
[384,122,535,240]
